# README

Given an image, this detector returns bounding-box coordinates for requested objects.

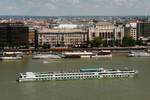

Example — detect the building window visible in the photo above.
[92,32,95,37]
[118,32,121,38]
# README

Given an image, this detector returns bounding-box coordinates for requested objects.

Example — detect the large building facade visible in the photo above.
[0,23,29,48]
[89,22,124,46]
[36,29,88,48]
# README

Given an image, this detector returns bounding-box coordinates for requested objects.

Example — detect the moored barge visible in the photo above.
[17,68,138,82]
[63,50,112,58]
[0,52,23,60]
[128,51,150,57]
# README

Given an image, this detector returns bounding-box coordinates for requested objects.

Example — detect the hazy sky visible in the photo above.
[0,0,150,16]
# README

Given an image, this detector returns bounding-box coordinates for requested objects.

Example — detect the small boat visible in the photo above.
[43,60,60,64]
[92,50,112,58]
[43,61,50,64]
[63,51,93,58]
[0,52,23,60]
[128,51,150,57]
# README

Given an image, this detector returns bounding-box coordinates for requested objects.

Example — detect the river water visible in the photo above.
[0,53,150,100]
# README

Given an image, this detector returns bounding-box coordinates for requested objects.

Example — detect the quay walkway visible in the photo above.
[0,46,149,53]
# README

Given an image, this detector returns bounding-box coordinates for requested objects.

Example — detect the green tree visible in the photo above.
[122,37,136,47]
[114,40,121,47]
[136,40,143,46]
[90,37,103,47]
[102,40,108,47]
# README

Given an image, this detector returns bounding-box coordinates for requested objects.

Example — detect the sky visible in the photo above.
[0,0,150,16]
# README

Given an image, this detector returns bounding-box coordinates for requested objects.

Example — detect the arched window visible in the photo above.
[92,32,95,37]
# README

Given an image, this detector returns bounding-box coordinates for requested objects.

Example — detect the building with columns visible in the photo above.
[89,22,124,46]
[114,24,125,44]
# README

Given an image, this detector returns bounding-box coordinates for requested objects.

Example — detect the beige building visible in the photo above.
[114,24,125,45]
[89,22,124,45]
[125,22,137,40]
[37,29,88,47]
[130,28,137,40]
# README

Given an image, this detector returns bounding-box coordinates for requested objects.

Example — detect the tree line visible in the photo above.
[89,37,143,47]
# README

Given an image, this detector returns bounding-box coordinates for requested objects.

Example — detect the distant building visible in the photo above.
[125,22,137,40]
[130,28,137,40]
[124,22,150,45]
[114,24,125,45]
[36,28,88,48]
[54,24,78,29]
[89,22,124,46]
[0,23,29,48]
[137,22,150,42]
[28,28,35,47]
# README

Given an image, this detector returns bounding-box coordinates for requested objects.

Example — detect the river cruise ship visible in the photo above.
[17,68,138,82]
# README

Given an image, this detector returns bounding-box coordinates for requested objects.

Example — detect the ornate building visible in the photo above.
[89,22,124,46]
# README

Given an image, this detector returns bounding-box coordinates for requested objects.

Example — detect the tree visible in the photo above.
[102,40,108,47]
[90,37,103,47]
[122,37,136,47]
[136,39,143,46]
[114,40,121,47]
